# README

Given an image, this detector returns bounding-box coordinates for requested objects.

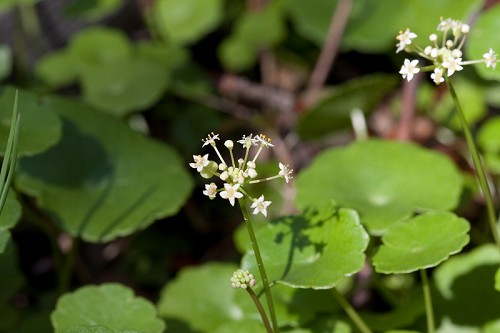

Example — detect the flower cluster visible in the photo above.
[189,133,293,217]
[230,269,256,289]
[396,17,498,85]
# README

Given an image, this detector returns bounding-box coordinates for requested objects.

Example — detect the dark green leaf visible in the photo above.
[16,93,193,242]
[0,242,24,301]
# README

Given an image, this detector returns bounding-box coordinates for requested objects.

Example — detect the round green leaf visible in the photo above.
[372,211,470,274]
[63,325,114,333]
[158,262,263,332]
[433,244,500,329]
[154,0,222,45]
[51,283,165,333]
[296,140,463,235]
[36,50,78,87]
[478,116,500,173]
[467,5,500,81]
[15,94,193,242]
[0,87,62,156]
[296,74,398,140]
[242,207,369,289]
[68,27,132,69]
[80,58,168,115]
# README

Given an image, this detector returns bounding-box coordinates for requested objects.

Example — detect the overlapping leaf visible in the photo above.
[51,284,165,333]
[15,92,193,242]
[242,207,369,289]
[296,140,463,235]
[372,211,470,273]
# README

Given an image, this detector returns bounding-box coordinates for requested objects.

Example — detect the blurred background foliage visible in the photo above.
[1,0,500,332]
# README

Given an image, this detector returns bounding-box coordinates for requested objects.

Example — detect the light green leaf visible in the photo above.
[80,58,168,115]
[0,45,12,80]
[15,93,193,242]
[296,140,463,234]
[297,74,398,140]
[51,283,165,333]
[372,211,469,274]
[157,262,262,332]
[154,0,222,45]
[0,87,62,156]
[62,325,114,333]
[36,50,78,87]
[242,206,369,289]
[433,244,500,330]
[467,4,500,81]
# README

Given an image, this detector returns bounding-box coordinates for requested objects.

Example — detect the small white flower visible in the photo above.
[251,195,272,217]
[224,140,234,149]
[256,134,274,148]
[399,59,420,82]
[442,56,463,76]
[189,154,209,172]
[202,132,219,147]
[483,48,497,69]
[430,48,439,58]
[461,24,470,34]
[395,28,417,53]
[230,269,256,289]
[220,183,243,206]
[431,67,445,85]
[429,34,437,42]
[246,168,257,178]
[237,134,258,148]
[451,49,462,58]
[437,17,454,32]
[203,183,217,199]
[446,40,454,48]
[279,162,293,183]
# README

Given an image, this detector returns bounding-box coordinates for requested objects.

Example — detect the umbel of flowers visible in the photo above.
[397,17,498,85]
[189,133,293,217]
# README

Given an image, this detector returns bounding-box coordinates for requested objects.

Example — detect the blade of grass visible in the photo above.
[0,89,21,214]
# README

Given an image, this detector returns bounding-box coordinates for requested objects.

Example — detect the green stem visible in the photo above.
[58,237,78,295]
[331,288,373,333]
[238,199,279,333]
[445,76,500,250]
[420,269,435,333]
[246,287,273,333]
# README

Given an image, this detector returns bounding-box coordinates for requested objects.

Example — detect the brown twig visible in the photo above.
[306,0,353,94]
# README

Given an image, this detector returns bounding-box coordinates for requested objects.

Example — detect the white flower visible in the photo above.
[220,183,243,206]
[189,154,209,172]
[251,195,272,217]
[483,48,497,69]
[431,67,445,85]
[395,28,417,53]
[230,269,256,289]
[279,163,293,183]
[399,59,420,82]
[237,134,258,148]
[256,134,274,148]
[202,132,219,147]
[442,56,463,76]
[203,183,217,199]
[429,34,437,42]
[224,140,234,149]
